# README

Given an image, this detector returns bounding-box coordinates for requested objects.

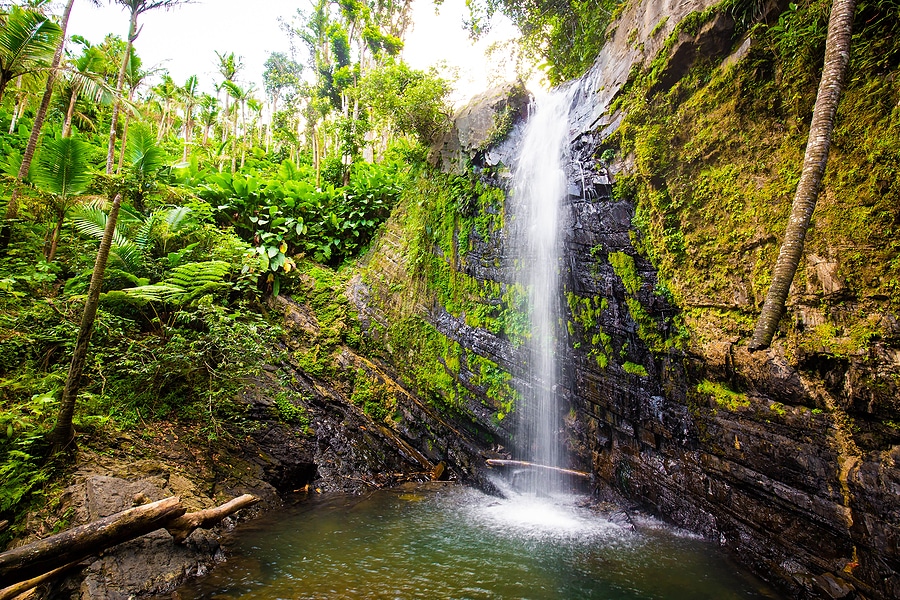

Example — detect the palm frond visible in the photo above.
[71,203,133,249]
[108,244,146,272]
[32,137,91,199]
[126,124,165,175]
[65,69,117,107]
[0,7,61,75]
[131,210,158,251]
[110,261,230,306]
[164,206,192,232]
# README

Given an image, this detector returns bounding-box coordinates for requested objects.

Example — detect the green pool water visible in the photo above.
[175,483,781,599]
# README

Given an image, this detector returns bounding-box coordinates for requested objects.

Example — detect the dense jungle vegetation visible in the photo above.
[2,0,899,551]
[0,0,450,541]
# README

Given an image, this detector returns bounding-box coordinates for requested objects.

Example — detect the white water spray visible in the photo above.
[511,87,575,495]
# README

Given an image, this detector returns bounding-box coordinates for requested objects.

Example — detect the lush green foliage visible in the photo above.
[0,0,448,535]
[357,171,521,422]
[457,0,625,84]
[187,154,406,272]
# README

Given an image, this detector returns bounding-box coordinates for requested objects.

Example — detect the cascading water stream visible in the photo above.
[511,86,576,496]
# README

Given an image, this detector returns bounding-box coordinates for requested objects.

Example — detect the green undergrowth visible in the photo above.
[0,213,285,539]
[610,0,900,358]
[287,260,363,380]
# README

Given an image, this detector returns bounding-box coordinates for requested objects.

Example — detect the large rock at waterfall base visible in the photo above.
[429,81,529,174]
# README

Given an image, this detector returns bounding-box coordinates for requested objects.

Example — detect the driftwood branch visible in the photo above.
[485,459,591,479]
[0,494,259,592]
[0,560,84,600]
[164,494,259,543]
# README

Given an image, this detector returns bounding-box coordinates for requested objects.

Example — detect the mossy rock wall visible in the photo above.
[356,0,900,598]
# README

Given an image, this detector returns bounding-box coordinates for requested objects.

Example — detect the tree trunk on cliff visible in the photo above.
[0,0,76,252]
[749,0,856,350]
[49,193,123,450]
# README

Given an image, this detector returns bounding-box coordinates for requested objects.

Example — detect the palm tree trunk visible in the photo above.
[0,0,75,252]
[46,211,65,262]
[157,103,169,143]
[117,113,131,174]
[106,10,139,175]
[0,74,11,106]
[117,89,137,174]
[231,110,238,172]
[749,0,856,350]
[8,77,24,134]
[50,193,123,451]
[62,87,78,138]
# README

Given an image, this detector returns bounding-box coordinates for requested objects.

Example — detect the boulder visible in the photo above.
[429,81,529,175]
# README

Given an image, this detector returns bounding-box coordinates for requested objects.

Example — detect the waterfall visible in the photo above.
[511,87,574,495]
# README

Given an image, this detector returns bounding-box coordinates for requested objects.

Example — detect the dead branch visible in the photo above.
[485,459,591,478]
[164,494,259,544]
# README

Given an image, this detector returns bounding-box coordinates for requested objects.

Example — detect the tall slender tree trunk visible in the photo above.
[117,88,136,173]
[0,0,76,252]
[181,104,193,162]
[46,211,65,262]
[231,109,238,172]
[8,77,25,134]
[749,0,856,350]
[117,114,131,174]
[50,193,123,450]
[62,87,78,137]
[106,10,139,175]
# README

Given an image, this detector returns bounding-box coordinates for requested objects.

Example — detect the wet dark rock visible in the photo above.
[649,12,736,95]
[357,4,900,599]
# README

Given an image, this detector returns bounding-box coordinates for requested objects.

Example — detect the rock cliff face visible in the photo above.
[357,0,900,598]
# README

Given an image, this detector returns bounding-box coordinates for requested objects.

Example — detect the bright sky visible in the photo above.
[64,0,519,104]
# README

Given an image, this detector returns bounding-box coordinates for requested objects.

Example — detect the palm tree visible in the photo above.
[7,74,36,135]
[197,93,219,145]
[0,0,85,252]
[32,136,93,261]
[50,120,169,451]
[214,49,242,113]
[222,79,250,171]
[106,0,195,175]
[749,0,857,350]
[152,73,178,142]
[0,5,60,103]
[117,48,153,173]
[62,37,108,137]
[179,74,199,161]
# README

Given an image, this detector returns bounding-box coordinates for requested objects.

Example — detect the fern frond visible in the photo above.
[71,204,131,248]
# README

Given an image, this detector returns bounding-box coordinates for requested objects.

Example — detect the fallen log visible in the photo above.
[0,496,184,587]
[0,493,259,590]
[485,459,591,479]
[165,494,259,543]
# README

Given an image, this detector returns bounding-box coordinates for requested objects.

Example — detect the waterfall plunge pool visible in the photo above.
[174,482,781,599]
